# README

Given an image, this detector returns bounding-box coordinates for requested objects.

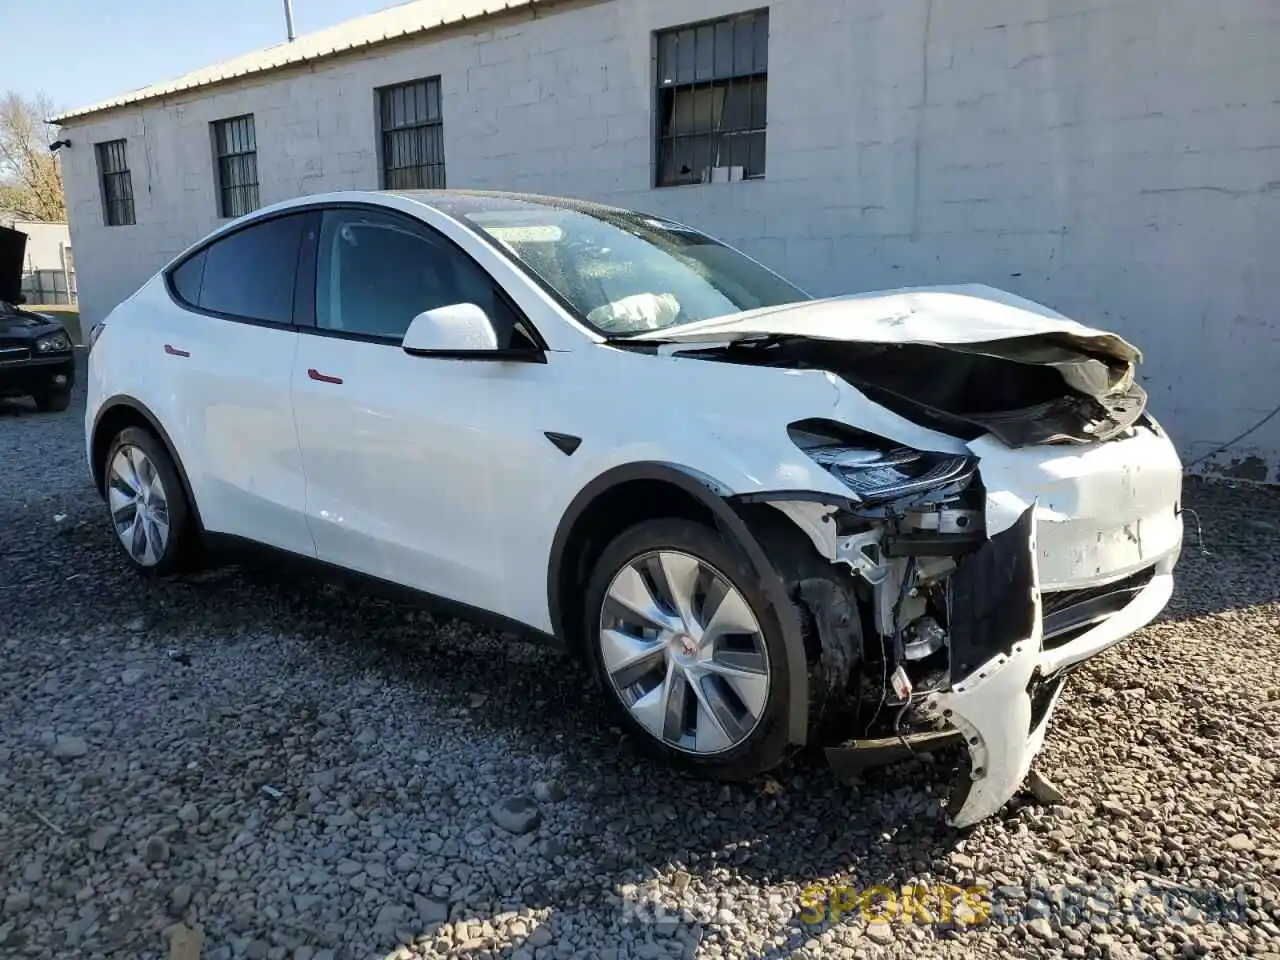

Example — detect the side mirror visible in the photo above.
[401,302,544,362]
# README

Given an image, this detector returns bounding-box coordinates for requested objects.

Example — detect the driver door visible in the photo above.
[290,206,552,612]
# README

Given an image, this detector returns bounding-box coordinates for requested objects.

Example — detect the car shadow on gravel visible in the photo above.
[157,560,975,955]
[141,475,1279,958]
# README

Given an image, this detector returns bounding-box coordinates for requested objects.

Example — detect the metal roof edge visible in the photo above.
[51,0,558,125]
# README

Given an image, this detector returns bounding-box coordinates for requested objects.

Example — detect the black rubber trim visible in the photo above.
[826,729,964,776]
[882,532,985,557]
[548,462,812,745]
[947,506,1037,683]
[729,490,857,511]
[401,346,547,363]
[544,432,582,456]
[91,395,205,533]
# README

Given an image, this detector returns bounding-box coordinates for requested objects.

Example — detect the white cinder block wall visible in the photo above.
[57,0,1280,480]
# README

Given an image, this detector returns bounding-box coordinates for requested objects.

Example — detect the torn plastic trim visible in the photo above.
[760,499,891,584]
[917,505,1044,828]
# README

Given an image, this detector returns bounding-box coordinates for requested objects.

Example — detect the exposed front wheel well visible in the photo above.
[554,478,716,659]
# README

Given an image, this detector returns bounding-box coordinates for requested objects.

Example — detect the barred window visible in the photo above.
[655,10,769,187]
[378,77,445,190]
[95,140,135,226]
[212,115,260,218]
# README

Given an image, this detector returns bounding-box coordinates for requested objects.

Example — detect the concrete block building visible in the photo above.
[52,0,1280,479]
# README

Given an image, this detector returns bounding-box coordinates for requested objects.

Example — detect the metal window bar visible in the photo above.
[95,140,135,226]
[655,10,769,187]
[379,78,445,190]
[213,115,260,218]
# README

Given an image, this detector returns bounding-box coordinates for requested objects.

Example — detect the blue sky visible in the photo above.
[2,0,390,114]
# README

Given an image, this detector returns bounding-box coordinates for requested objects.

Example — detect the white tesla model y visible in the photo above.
[86,191,1183,826]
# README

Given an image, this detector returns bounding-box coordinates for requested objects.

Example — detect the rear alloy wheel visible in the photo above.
[584,519,792,779]
[104,427,194,575]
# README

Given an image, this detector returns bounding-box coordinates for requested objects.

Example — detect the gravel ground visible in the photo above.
[2,362,1279,960]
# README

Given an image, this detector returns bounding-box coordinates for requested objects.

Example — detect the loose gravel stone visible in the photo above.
[170,883,194,913]
[1028,917,1055,940]
[490,796,542,834]
[86,826,116,852]
[1226,833,1256,852]
[533,780,567,803]
[865,921,894,944]
[144,836,171,863]
[0,364,1277,960]
[49,734,88,759]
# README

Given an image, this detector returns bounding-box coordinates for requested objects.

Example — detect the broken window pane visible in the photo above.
[658,31,678,85]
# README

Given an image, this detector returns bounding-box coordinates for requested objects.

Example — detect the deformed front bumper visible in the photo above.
[914,507,1178,827]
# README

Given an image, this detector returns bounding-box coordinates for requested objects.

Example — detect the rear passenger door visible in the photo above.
[163,211,316,557]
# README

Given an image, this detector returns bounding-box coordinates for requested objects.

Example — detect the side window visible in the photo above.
[169,249,207,305]
[315,208,519,344]
[196,214,307,324]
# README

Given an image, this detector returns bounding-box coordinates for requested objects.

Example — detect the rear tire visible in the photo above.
[34,389,71,412]
[103,426,198,576]
[582,518,795,781]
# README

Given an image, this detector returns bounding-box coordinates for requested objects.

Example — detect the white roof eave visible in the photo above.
[50,0,551,125]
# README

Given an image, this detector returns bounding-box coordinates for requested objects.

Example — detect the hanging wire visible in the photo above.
[1183,401,1280,470]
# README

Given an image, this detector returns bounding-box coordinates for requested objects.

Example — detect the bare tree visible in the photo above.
[0,91,67,222]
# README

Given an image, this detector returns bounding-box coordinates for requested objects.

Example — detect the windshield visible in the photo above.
[435,195,809,336]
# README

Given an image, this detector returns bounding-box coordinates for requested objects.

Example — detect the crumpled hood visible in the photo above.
[0,225,27,306]
[635,285,1149,448]
[631,284,1141,367]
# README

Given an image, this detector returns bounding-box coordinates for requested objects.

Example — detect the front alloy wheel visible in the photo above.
[600,550,771,754]
[585,518,794,779]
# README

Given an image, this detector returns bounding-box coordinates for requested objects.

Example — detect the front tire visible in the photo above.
[103,427,196,575]
[34,389,71,412]
[582,518,794,780]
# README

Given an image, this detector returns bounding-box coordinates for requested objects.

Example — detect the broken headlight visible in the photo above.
[790,420,978,506]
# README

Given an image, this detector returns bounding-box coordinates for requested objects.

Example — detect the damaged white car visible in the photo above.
[87,191,1182,826]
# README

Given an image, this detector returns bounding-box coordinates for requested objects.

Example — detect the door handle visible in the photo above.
[307,368,343,385]
[164,344,190,358]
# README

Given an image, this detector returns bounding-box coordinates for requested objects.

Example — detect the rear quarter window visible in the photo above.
[166,213,307,325]
[168,250,206,305]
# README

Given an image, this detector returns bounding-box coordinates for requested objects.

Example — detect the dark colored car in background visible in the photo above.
[0,225,75,412]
